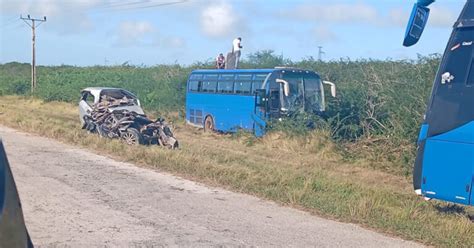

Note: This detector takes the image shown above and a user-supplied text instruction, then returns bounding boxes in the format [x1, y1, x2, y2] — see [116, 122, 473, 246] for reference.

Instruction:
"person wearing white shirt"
[232, 37, 243, 69]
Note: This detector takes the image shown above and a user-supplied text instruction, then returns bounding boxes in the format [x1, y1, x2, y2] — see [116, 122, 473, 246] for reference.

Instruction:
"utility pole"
[21, 15, 46, 93]
[317, 46, 325, 61]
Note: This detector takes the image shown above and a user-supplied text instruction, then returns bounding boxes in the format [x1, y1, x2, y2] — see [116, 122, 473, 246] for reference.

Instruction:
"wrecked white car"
[79, 87, 179, 149]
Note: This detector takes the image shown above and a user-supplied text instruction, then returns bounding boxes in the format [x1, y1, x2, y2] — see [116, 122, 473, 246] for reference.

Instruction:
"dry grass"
[0, 96, 472, 247]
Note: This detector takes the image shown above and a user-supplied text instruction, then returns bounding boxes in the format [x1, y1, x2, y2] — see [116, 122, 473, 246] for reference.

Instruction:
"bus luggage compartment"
[421, 122, 474, 205]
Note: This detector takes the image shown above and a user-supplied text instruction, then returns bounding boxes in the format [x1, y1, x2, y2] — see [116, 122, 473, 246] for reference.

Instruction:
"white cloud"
[116, 21, 156, 46]
[388, 8, 408, 27]
[1, 0, 104, 34]
[280, 3, 378, 24]
[161, 37, 186, 48]
[429, 6, 457, 28]
[114, 20, 185, 49]
[119, 21, 155, 38]
[282, 2, 458, 29]
[313, 26, 338, 42]
[200, 2, 237, 38]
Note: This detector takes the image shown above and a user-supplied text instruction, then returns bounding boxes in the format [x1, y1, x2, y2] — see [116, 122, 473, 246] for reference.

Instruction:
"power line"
[97, 0, 152, 9]
[0, 15, 20, 28]
[117, 0, 188, 10]
[20, 15, 47, 93]
[94, 0, 188, 11]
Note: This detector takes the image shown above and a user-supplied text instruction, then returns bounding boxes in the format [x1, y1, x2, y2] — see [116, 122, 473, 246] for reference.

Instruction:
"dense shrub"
[0, 51, 440, 148]
[295, 55, 439, 143]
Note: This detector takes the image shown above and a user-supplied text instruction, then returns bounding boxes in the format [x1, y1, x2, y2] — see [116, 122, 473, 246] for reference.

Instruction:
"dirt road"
[0, 126, 422, 247]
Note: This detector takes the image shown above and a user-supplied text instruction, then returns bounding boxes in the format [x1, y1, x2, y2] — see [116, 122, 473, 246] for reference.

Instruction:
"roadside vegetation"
[0, 52, 472, 247]
[0, 51, 440, 175]
[0, 96, 472, 247]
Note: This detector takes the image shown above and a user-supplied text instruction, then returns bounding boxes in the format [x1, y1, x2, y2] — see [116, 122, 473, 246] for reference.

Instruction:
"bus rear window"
[234, 82, 251, 94]
[202, 81, 217, 93]
[188, 81, 200, 92]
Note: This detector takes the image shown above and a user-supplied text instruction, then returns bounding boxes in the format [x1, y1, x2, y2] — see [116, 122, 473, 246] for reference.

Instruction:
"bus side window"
[254, 74, 268, 82]
[202, 81, 217, 93]
[236, 74, 253, 81]
[251, 81, 263, 94]
[188, 80, 201, 92]
[252, 73, 269, 94]
[190, 74, 203, 80]
[466, 59, 474, 86]
[220, 74, 235, 81]
[234, 82, 251, 95]
[218, 81, 234, 93]
[203, 74, 218, 80]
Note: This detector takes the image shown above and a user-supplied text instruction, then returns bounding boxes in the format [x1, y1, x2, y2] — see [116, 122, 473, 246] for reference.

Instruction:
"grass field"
[0, 55, 442, 178]
[0, 96, 472, 247]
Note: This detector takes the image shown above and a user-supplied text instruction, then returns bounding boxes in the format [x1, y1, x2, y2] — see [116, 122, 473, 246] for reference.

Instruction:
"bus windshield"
[281, 72, 324, 113]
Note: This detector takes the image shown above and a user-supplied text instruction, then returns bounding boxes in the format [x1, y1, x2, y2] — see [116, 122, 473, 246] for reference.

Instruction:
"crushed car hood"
[108, 105, 145, 115]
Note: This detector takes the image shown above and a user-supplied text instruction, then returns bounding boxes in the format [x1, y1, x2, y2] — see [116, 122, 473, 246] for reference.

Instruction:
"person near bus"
[216, 53, 226, 69]
[232, 37, 243, 68]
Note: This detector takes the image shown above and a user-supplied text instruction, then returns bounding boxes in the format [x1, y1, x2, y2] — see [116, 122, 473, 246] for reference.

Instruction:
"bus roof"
[191, 69, 276, 74]
[192, 68, 319, 73]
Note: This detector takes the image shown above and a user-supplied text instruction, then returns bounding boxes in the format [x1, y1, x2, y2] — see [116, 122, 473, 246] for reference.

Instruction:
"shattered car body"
[79, 87, 179, 149]
[79, 87, 144, 127]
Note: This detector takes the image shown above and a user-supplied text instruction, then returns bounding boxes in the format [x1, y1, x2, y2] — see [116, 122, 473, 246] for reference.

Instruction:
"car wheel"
[121, 128, 144, 146]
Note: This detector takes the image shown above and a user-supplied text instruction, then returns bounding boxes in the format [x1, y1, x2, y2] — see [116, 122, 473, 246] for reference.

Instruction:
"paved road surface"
[0, 126, 422, 247]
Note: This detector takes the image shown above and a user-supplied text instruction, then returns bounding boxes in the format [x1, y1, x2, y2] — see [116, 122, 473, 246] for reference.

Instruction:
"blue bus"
[404, 0, 474, 206]
[185, 68, 336, 136]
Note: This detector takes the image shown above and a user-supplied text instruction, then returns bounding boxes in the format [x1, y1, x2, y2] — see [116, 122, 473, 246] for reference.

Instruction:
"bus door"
[268, 89, 281, 118]
[262, 72, 285, 119]
[422, 135, 474, 205]
[254, 89, 268, 137]
[253, 72, 277, 137]
[254, 87, 281, 136]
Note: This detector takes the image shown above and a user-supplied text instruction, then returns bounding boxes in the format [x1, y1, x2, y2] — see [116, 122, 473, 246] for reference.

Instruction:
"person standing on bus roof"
[216, 53, 226, 69]
[232, 37, 243, 68]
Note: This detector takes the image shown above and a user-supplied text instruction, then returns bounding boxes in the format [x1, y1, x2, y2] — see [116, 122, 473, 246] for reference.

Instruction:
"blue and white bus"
[405, 0, 474, 206]
[185, 68, 336, 136]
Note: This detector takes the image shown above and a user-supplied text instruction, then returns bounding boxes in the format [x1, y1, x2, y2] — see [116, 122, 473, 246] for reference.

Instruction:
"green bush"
[0, 51, 439, 153]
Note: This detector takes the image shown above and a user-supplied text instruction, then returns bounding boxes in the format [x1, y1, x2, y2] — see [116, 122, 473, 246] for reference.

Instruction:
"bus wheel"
[204, 116, 214, 132]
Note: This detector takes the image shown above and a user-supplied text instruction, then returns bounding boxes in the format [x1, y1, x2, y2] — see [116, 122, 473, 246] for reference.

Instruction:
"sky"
[0, 0, 467, 66]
